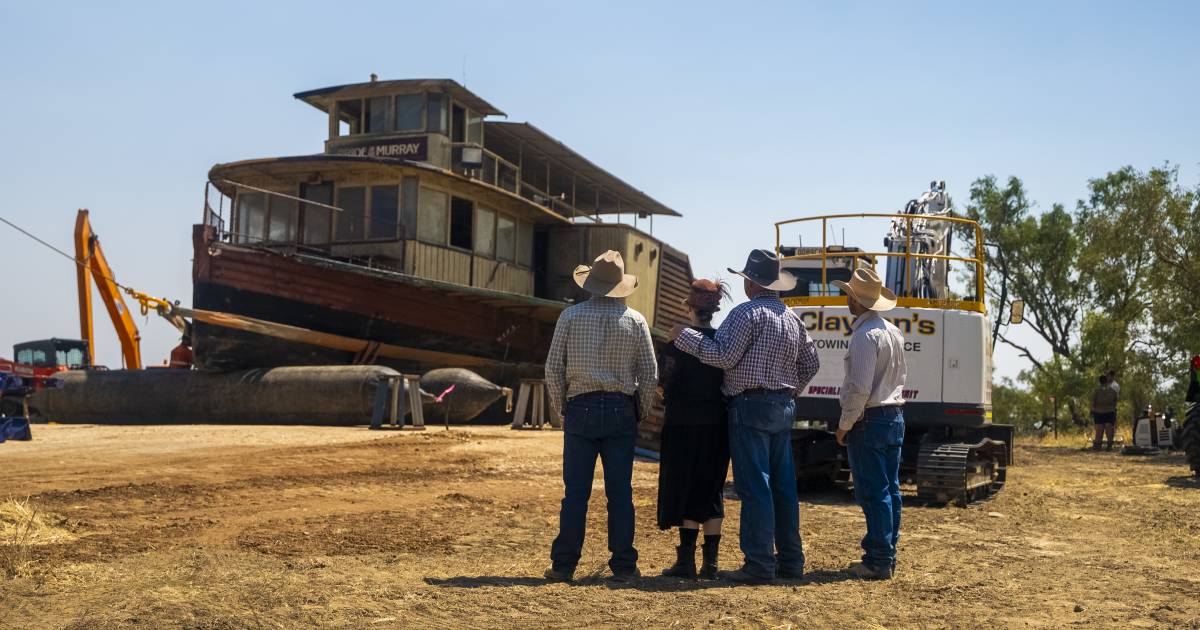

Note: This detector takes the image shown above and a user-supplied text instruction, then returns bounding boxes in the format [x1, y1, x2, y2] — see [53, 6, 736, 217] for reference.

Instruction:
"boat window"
[395, 94, 424, 132]
[267, 194, 298, 243]
[400, 177, 418, 239]
[474, 208, 495, 256]
[235, 192, 266, 243]
[466, 110, 483, 145]
[417, 187, 448, 243]
[370, 185, 400, 239]
[451, 104, 466, 143]
[336, 100, 362, 136]
[335, 186, 366, 241]
[366, 96, 389, 133]
[496, 214, 516, 262]
[427, 94, 447, 135]
[517, 220, 533, 267]
[300, 182, 333, 245]
[449, 197, 474, 250]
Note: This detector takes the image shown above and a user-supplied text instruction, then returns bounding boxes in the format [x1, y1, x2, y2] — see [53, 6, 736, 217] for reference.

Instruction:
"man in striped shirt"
[544, 250, 657, 583]
[671, 249, 819, 584]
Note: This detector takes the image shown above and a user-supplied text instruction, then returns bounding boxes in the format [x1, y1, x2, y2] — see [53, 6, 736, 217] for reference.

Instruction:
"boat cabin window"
[335, 187, 366, 241]
[466, 111, 483, 145]
[427, 93, 447, 135]
[300, 182, 333, 245]
[330, 92, 452, 138]
[395, 94, 424, 132]
[268, 195, 298, 243]
[418, 187, 448, 243]
[449, 197, 473, 250]
[451, 104, 466, 143]
[366, 96, 389, 133]
[496, 215, 516, 262]
[401, 176, 418, 237]
[518, 220, 533, 267]
[335, 100, 362, 137]
[474, 208, 495, 256]
[370, 185, 400, 239]
[235, 192, 266, 243]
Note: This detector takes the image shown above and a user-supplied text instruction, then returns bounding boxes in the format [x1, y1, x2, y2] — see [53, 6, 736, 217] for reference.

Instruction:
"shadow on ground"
[1164, 474, 1200, 489]
[425, 569, 859, 592]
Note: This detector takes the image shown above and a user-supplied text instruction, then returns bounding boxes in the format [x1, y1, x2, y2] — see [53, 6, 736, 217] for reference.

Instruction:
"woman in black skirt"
[657, 278, 731, 579]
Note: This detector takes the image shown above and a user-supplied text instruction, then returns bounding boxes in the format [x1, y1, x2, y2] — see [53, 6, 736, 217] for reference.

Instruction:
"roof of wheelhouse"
[294, 78, 504, 117]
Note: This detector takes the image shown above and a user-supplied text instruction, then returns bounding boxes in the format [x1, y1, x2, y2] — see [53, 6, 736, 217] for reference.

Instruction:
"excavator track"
[915, 439, 1007, 506]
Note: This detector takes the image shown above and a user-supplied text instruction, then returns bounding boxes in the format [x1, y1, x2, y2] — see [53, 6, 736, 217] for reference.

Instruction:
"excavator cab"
[13, 338, 90, 370]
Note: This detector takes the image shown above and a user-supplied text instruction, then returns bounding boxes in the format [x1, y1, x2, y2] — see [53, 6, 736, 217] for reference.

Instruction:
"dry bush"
[0, 497, 75, 579]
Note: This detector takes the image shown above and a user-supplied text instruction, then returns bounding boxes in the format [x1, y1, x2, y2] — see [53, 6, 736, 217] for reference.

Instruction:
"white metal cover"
[790, 305, 992, 408]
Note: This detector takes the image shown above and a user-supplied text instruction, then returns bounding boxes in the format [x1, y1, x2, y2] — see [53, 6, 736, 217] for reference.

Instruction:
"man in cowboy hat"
[544, 250, 657, 583]
[833, 267, 907, 580]
[669, 248, 819, 584]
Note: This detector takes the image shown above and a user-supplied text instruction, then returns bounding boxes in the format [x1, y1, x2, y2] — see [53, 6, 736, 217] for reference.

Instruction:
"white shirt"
[839, 311, 907, 431]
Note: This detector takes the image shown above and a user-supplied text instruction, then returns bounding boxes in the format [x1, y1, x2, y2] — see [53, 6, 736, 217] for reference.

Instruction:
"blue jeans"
[846, 406, 904, 570]
[550, 393, 638, 574]
[727, 392, 803, 578]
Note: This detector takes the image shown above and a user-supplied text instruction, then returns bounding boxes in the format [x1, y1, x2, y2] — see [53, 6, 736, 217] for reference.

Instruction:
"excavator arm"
[74, 209, 143, 369]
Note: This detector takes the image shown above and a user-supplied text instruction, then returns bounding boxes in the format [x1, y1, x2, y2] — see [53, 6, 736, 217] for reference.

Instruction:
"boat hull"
[191, 225, 556, 386]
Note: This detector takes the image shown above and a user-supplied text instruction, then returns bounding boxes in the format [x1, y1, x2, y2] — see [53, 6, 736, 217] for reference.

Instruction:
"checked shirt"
[675, 291, 820, 397]
[545, 296, 658, 420]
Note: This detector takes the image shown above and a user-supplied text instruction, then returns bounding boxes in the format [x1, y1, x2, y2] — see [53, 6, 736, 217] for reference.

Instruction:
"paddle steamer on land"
[193, 77, 693, 427]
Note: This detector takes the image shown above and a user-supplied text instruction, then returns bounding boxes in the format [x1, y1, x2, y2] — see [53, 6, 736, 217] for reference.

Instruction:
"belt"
[568, 391, 634, 402]
[738, 387, 793, 397]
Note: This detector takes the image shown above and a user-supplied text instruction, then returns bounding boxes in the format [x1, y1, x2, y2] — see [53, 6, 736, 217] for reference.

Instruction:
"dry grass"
[2, 425, 1198, 628]
[0, 498, 76, 580]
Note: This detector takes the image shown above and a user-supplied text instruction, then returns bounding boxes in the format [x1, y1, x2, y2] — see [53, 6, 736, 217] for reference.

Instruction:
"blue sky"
[1, 1, 1196, 379]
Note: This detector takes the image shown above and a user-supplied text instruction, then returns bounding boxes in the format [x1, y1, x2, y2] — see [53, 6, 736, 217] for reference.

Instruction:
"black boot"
[699, 537, 720, 580]
[662, 545, 696, 578]
[1092, 440, 1102, 451]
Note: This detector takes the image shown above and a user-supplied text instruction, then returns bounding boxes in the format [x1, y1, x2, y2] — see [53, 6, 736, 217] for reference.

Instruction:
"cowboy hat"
[833, 268, 897, 311]
[574, 250, 639, 298]
[728, 249, 797, 292]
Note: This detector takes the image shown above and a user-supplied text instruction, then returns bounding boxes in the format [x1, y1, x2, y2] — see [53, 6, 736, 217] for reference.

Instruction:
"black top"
[660, 327, 727, 426]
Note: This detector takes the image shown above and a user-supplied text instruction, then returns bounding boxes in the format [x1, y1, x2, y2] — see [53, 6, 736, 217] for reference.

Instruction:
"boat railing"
[774, 213, 986, 313]
[449, 142, 601, 223]
[450, 142, 521, 194]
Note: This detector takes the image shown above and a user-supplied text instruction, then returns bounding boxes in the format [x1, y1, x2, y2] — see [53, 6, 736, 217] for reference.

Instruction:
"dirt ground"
[2, 424, 1198, 629]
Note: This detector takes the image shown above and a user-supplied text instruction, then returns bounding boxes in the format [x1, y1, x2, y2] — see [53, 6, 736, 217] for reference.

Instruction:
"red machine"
[0, 338, 89, 417]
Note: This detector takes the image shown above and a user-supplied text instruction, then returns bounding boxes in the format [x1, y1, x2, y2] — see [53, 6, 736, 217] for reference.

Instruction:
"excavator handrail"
[773, 212, 986, 311]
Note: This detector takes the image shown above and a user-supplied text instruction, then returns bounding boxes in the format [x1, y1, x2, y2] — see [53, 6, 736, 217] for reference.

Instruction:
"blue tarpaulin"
[0, 417, 32, 442]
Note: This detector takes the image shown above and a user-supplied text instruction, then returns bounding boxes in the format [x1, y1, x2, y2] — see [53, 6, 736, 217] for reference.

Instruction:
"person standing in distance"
[544, 250, 657, 583]
[670, 249, 819, 584]
[833, 268, 907, 580]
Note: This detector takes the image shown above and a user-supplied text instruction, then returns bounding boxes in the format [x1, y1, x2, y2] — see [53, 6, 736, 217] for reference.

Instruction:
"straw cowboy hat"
[728, 249, 797, 292]
[833, 268, 897, 311]
[574, 250, 639, 298]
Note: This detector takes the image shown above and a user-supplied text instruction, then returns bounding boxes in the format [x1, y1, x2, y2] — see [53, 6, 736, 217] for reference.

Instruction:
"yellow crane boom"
[74, 209, 143, 369]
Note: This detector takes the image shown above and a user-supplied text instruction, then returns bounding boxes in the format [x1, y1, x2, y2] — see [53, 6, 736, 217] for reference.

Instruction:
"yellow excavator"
[73, 209, 187, 369]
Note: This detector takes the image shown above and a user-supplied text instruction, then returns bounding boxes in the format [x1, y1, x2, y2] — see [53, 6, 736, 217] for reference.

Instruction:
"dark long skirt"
[656, 423, 731, 529]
